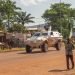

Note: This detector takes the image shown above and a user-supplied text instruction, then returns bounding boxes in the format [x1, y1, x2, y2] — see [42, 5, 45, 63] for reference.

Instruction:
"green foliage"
[0, 0, 34, 33]
[8, 24, 26, 33]
[0, 20, 4, 30]
[0, 0, 21, 30]
[42, 3, 75, 38]
[0, 0, 5, 15]
[16, 12, 35, 26]
[4, 0, 21, 28]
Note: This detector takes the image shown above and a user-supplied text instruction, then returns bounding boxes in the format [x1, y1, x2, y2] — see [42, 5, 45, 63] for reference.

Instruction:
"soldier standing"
[65, 38, 74, 70]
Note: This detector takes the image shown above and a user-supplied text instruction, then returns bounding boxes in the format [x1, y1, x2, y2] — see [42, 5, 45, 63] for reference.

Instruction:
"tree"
[8, 24, 26, 33]
[0, 19, 4, 30]
[3, 0, 21, 29]
[0, 0, 5, 30]
[42, 3, 75, 38]
[16, 12, 35, 26]
[0, 0, 34, 32]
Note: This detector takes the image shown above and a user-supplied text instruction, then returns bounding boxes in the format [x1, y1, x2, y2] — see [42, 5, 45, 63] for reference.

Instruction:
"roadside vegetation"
[0, 0, 75, 51]
[0, 0, 34, 33]
[42, 3, 75, 38]
[0, 0, 75, 37]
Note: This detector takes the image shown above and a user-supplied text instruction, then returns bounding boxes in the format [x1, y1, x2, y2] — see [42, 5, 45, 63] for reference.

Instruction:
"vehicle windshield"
[42, 32, 48, 36]
[33, 32, 41, 37]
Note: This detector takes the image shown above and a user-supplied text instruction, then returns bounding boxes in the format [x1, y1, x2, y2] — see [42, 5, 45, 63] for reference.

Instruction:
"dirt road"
[0, 46, 75, 75]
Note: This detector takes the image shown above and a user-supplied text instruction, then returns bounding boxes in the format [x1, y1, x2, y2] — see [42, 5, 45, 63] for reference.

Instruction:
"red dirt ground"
[0, 45, 75, 75]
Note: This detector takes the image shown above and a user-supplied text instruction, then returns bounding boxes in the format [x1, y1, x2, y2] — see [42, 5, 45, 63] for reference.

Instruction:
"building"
[26, 23, 51, 33]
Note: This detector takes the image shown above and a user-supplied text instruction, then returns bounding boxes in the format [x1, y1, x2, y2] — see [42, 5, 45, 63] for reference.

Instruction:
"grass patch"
[0, 48, 25, 53]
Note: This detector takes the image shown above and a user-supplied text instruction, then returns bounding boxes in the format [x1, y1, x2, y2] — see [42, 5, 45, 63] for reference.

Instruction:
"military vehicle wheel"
[41, 43, 48, 52]
[55, 42, 61, 50]
[25, 45, 32, 53]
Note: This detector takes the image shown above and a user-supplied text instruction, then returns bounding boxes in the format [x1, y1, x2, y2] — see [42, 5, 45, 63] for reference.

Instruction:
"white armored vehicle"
[25, 31, 63, 53]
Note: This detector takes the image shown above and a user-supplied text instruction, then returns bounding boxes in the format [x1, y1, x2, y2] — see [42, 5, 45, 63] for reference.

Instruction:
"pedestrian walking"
[65, 38, 74, 70]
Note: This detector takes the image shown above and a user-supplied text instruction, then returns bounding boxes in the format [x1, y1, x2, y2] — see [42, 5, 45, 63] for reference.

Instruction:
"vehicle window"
[42, 32, 48, 36]
[33, 32, 41, 36]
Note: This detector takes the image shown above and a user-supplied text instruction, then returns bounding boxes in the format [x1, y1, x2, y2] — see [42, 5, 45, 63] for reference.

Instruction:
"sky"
[13, 0, 75, 26]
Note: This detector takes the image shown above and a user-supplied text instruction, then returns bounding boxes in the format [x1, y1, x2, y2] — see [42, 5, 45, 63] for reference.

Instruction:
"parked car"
[25, 31, 63, 53]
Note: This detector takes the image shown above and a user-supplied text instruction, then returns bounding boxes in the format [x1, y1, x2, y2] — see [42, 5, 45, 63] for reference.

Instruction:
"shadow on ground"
[48, 69, 68, 72]
[17, 49, 58, 55]
[17, 51, 43, 54]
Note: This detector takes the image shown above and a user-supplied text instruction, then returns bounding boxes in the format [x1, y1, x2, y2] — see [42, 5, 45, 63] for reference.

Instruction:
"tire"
[55, 42, 61, 50]
[25, 45, 32, 53]
[41, 43, 48, 52]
